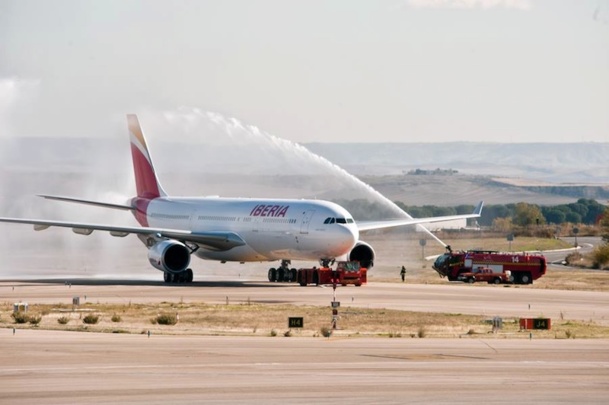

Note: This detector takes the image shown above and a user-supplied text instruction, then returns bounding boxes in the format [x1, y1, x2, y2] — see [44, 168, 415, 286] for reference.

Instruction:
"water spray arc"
[156, 108, 446, 246]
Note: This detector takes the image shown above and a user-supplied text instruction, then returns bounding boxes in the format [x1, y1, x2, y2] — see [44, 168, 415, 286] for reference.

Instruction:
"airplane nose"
[340, 224, 358, 249]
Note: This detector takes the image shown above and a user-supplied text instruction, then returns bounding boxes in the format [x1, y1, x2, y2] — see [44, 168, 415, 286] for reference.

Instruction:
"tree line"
[334, 198, 607, 227]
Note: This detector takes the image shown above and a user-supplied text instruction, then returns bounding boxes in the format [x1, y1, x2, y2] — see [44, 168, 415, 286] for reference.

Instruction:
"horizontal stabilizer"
[38, 195, 134, 211]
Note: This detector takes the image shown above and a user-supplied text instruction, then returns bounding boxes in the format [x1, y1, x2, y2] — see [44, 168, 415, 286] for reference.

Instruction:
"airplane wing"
[357, 201, 483, 232]
[0, 217, 246, 251]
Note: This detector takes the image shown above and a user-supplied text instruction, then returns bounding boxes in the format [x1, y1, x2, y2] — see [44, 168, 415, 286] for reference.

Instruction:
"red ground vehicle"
[433, 250, 546, 284]
[297, 261, 367, 286]
[456, 267, 511, 284]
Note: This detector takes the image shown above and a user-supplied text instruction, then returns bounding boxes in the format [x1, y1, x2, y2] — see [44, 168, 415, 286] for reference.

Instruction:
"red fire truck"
[432, 249, 547, 284]
[297, 261, 367, 287]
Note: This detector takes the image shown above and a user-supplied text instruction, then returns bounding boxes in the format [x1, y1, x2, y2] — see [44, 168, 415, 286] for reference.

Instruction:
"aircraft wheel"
[291, 268, 297, 282]
[186, 268, 194, 283]
[277, 268, 285, 282]
[163, 272, 170, 283]
[268, 268, 277, 282]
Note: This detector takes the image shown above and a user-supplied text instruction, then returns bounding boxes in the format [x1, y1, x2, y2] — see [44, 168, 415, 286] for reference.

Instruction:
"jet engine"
[347, 241, 375, 269]
[148, 240, 191, 273]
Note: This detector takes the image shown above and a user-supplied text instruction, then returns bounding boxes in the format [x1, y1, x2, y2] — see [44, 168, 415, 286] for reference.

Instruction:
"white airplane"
[0, 115, 483, 283]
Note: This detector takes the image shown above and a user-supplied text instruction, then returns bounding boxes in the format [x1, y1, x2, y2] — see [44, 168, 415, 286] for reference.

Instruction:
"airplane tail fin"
[127, 114, 167, 199]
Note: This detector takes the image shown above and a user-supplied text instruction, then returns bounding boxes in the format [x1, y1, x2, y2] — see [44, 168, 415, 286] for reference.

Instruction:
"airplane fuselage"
[137, 197, 360, 263]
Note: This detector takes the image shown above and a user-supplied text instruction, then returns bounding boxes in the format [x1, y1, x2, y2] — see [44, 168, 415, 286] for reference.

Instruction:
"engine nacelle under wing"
[347, 241, 375, 269]
[148, 240, 191, 273]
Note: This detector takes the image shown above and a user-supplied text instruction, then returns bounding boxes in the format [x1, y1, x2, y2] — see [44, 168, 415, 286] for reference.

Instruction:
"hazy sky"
[1, 0, 608, 143]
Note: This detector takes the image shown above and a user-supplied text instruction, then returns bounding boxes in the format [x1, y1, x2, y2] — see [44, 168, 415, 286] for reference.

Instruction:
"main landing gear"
[320, 259, 334, 268]
[163, 268, 194, 284]
[268, 260, 297, 283]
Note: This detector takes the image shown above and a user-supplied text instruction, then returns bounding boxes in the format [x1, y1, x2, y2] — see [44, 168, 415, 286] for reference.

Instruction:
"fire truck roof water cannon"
[432, 248, 547, 285]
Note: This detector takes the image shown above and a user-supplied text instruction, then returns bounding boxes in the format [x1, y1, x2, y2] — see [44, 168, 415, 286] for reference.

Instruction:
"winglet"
[128, 114, 167, 199]
[473, 201, 484, 216]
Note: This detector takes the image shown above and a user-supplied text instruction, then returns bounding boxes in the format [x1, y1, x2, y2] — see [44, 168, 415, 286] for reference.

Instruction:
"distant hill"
[1, 138, 607, 208]
[305, 142, 609, 184]
[356, 174, 609, 206]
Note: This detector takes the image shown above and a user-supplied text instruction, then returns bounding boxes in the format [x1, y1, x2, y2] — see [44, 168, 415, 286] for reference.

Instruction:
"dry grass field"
[2, 298, 607, 340]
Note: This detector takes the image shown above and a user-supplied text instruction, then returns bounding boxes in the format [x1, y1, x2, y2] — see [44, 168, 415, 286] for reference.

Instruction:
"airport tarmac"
[1, 330, 608, 404]
[1, 279, 609, 404]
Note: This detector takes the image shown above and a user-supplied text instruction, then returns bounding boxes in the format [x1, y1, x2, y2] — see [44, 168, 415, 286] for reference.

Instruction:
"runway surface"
[1, 330, 608, 405]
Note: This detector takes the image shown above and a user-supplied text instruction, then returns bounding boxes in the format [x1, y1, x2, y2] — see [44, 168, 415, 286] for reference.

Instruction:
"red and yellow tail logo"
[127, 114, 166, 199]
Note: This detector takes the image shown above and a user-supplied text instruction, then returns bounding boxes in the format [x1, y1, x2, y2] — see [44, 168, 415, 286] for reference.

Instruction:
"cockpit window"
[323, 217, 336, 224]
[336, 218, 347, 224]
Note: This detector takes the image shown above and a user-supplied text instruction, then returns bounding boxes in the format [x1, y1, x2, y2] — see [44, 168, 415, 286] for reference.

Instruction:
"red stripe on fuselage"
[131, 145, 160, 199]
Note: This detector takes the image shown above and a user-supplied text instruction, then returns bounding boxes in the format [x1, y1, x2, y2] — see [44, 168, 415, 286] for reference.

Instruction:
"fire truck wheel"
[520, 273, 531, 284]
[468, 277, 475, 284]
[493, 277, 501, 284]
[312, 271, 319, 286]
